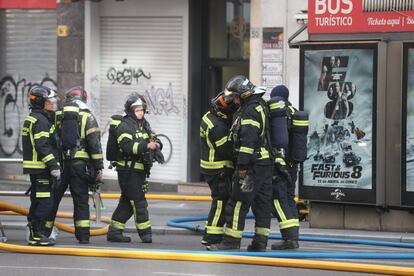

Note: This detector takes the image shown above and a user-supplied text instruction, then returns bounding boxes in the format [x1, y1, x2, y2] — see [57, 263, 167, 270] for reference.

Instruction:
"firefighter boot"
[247, 234, 268, 252]
[107, 226, 131, 243]
[206, 236, 240, 251]
[28, 222, 55, 246]
[201, 233, 223, 246]
[271, 239, 299, 250]
[44, 221, 53, 238]
[138, 228, 152, 243]
[75, 227, 90, 244]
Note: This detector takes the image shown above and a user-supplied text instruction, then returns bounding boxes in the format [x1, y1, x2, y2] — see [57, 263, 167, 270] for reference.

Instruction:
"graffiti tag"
[106, 61, 151, 85]
[0, 75, 57, 156]
[143, 83, 179, 116]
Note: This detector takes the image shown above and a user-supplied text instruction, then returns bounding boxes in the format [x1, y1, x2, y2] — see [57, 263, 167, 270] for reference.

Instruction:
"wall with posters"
[249, 0, 307, 107]
[300, 44, 377, 204]
[261, 27, 284, 96]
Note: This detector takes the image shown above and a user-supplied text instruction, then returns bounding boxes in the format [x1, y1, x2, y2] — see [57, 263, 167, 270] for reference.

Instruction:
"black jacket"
[115, 115, 160, 172]
[56, 101, 104, 170]
[22, 110, 59, 174]
[199, 109, 234, 175]
[231, 95, 272, 169]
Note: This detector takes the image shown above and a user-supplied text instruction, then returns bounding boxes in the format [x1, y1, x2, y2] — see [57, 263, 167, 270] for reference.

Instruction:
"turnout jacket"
[231, 95, 272, 169]
[22, 110, 59, 174]
[115, 115, 157, 172]
[55, 101, 104, 170]
[199, 109, 234, 175]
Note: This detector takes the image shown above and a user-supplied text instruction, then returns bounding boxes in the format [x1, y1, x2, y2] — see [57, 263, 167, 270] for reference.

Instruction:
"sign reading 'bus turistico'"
[308, 0, 414, 34]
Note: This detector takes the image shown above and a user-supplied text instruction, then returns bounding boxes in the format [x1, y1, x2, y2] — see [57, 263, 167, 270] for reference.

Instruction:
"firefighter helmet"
[28, 86, 57, 109]
[211, 91, 239, 115]
[124, 93, 147, 113]
[65, 86, 88, 103]
[224, 75, 256, 99]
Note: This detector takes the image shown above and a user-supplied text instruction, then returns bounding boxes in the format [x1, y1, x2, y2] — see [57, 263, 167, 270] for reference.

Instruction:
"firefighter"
[22, 86, 59, 246]
[208, 76, 273, 252]
[200, 91, 238, 246]
[48, 87, 104, 244]
[269, 85, 308, 250]
[107, 93, 161, 243]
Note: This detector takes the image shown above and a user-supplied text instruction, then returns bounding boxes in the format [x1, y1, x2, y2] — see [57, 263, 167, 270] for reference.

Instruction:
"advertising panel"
[402, 43, 414, 206]
[308, 0, 414, 34]
[299, 44, 377, 204]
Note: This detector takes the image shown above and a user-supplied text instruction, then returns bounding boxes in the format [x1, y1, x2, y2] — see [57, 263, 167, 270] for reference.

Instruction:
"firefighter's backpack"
[60, 101, 81, 152]
[106, 115, 124, 161]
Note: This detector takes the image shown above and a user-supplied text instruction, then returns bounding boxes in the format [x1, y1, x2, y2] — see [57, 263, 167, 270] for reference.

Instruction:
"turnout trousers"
[222, 163, 273, 247]
[28, 171, 54, 235]
[272, 164, 299, 240]
[48, 159, 91, 241]
[110, 170, 151, 237]
[203, 169, 232, 244]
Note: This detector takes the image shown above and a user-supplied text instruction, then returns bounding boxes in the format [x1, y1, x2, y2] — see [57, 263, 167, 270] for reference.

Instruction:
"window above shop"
[208, 0, 250, 60]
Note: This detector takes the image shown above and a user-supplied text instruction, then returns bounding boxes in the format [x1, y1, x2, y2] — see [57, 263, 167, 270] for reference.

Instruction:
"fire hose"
[1, 197, 414, 275]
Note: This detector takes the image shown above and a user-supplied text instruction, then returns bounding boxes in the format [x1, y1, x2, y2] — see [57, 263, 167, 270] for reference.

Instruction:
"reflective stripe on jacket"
[200, 110, 234, 175]
[231, 96, 272, 168]
[22, 110, 59, 174]
[56, 103, 104, 170]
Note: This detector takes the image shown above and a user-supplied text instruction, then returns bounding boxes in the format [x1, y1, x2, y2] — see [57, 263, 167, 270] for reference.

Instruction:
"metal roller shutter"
[0, 9, 57, 157]
[100, 16, 186, 183]
[0, 9, 56, 182]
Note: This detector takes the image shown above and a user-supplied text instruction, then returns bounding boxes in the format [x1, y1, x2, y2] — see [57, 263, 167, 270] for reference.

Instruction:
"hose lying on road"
[1, 242, 414, 275]
[167, 215, 414, 250]
[0, 201, 109, 235]
[103, 193, 212, 201]
[1, 200, 414, 275]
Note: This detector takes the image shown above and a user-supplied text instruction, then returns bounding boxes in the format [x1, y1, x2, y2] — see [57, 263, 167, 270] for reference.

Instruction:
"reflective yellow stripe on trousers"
[75, 220, 90, 227]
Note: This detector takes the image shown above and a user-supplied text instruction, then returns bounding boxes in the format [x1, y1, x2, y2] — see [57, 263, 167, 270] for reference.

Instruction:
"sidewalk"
[2, 194, 414, 243]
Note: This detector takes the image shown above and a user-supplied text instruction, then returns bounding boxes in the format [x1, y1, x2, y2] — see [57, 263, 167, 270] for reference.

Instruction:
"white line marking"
[0, 265, 105, 271]
[153, 272, 223, 276]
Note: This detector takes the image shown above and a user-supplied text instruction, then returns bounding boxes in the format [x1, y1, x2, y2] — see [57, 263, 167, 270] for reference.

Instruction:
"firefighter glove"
[50, 169, 61, 181]
[142, 180, 149, 193]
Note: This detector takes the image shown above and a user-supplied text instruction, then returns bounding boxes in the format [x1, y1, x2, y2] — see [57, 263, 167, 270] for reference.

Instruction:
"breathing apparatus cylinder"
[289, 111, 309, 162]
[268, 96, 289, 149]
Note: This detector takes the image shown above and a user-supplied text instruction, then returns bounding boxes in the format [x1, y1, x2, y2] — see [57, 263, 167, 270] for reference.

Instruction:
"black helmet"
[211, 91, 239, 116]
[65, 86, 88, 103]
[224, 75, 256, 99]
[29, 86, 57, 109]
[124, 93, 147, 114]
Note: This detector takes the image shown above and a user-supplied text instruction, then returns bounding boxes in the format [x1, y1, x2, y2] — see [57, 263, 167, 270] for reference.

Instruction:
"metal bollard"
[0, 220, 7, 242]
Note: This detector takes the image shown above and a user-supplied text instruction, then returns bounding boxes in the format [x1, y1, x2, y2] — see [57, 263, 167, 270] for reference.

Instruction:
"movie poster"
[406, 48, 414, 193]
[303, 48, 375, 190]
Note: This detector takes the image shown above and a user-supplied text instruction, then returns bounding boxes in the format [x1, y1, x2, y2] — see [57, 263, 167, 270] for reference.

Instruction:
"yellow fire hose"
[0, 201, 109, 235]
[2, 199, 414, 275]
[102, 193, 301, 202]
[0, 240, 413, 275]
[103, 193, 213, 201]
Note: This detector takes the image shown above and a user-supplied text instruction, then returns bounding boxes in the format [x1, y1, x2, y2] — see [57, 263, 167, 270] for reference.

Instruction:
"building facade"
[0, 0, 307, 185]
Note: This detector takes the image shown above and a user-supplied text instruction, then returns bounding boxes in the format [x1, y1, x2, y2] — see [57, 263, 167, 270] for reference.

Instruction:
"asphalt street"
[1, 195, 414, 275]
